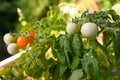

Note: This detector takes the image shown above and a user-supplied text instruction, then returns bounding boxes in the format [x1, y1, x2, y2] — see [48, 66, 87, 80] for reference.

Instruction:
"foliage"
[1, 8, 120, 80]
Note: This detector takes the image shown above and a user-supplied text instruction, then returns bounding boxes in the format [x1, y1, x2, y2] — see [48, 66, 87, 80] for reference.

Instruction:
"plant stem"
[91, 39, 110, 68]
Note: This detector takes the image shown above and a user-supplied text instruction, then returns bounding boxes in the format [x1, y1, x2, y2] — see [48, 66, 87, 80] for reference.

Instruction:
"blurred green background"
[0, 0, 120, 61]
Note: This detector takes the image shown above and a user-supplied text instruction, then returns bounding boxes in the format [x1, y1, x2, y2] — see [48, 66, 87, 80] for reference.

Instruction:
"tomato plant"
[1, 9, 120, 80]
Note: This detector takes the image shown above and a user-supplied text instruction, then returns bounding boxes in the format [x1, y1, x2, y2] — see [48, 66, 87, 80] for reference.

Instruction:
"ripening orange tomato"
[28, 37, 34, 44]
[27, 30, 35, 38]
[16, 36, 29, 48]
[27, 30, 35, 44]
[16, 30, 35, 48]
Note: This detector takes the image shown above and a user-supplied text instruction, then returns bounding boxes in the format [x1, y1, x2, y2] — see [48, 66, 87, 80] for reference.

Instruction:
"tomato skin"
[80, 22, 98, 38]
[66, 22, 80, 35]
[3, 33, 16, 45]
[16, 36, 29, 48]
[7, 43, 19, 55]
[16, 35, 34, 48]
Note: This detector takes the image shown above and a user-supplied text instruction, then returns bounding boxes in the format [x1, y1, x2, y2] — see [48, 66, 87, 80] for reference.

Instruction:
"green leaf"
[70, 56, 80, 71]
[64, 35, 72, 67]
[52, 38, 66, 64]
[53, 51, 66, 64]
[59, 35, 65, 48]
[81, 49, 92, 74]
[0, 65, 24, 80]
[49, 65, 60, 80]
[59, 65, 68, 77]
[11, 67, 24, 79]
[81, 56, 90, 75]
[23, 49, 47, 79]
[24, 58, 45, 78]
[0, 66, 11, 75]
[113, 31, 120, 60]
[71, 33, 83, 57]
[49, 64, 68, 80]
[89, 58, 99, 79]
[103, 31, 113, 48]
[70, 69, 84, 80]
[81, 49, 99, 79]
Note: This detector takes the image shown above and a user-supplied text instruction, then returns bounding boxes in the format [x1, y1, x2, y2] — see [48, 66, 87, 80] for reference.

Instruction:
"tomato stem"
[91, 39, 111, 69]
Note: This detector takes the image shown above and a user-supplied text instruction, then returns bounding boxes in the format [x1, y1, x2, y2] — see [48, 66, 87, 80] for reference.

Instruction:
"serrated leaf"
[11, 67, 24, 79]
[70, 56, 80, 71]
[72, 33, 83, 57]
[49, 64, 68, 80]
[81, 49, 92, 74]
[24, 59, 45, 78]
[81, 56, 89, 75]
[59, 65, 68, 77]
[64, 35, 72, 67]
[49, 65, 60, 80]
[81, 49, 99, 79]
[89, 58, 99, 79]
[52, 38, 66, 64]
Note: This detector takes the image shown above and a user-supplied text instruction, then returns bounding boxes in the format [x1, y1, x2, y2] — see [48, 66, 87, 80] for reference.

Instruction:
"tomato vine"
[1, 9, 120, 80]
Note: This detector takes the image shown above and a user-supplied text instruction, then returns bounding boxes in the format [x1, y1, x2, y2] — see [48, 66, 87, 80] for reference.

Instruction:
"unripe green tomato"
[3, 33, 16, 45]
[7, 43, 19, 55]
[66, 22, 80, 35]
[80, 22, 98, 38]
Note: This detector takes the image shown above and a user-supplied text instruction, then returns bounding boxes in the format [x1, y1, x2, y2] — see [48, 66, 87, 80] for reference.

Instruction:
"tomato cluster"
[16, 30, 35, 48]
[3, 30, 35, 55]
[66, 22, 98, 38]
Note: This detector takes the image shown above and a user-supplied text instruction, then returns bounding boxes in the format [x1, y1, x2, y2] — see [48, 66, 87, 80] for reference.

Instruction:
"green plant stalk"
[90, 39, 110, 68]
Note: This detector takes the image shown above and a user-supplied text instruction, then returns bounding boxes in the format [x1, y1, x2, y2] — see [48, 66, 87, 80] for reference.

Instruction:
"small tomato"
[16, 36, 29, 48]
[81, 22, 98, 38]
[66, 22, 80, 35]
[7, 43, 19, 55]
[3, 33, 16, 45]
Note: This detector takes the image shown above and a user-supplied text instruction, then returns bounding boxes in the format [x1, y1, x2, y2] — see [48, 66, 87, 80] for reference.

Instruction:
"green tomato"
[70, 69, 83, 80]
[66, 22, 80, 35]
[7, 43, 19, 55]
[80, 22, 98, 38]
[3, 33, 16, 45]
